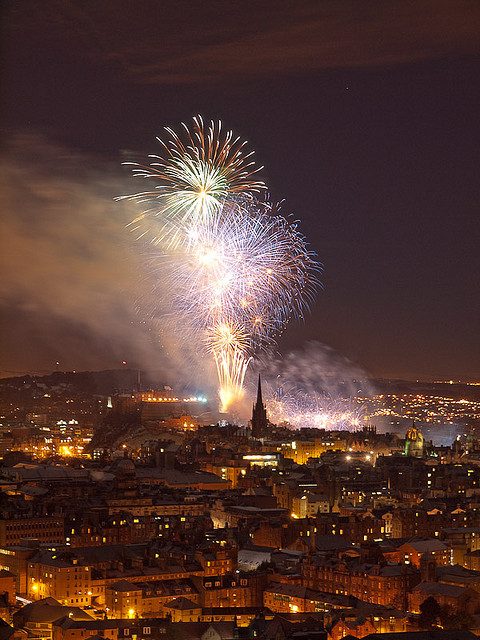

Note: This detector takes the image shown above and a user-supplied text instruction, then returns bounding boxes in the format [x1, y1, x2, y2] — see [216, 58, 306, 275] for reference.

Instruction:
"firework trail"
[124, 117, 319, 411]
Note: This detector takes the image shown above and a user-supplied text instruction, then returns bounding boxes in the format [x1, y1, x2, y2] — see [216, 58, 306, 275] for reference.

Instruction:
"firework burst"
[124, 117, 319, 411]
[168, 198, 318, 409]
[173, 199, 317, 337]
[124, 116, 265, 249]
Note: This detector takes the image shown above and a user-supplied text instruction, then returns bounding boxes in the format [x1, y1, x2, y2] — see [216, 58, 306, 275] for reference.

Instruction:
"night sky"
[1, 0, 479, 382]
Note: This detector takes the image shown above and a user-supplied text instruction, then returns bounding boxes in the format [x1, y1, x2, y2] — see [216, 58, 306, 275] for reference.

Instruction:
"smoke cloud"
[243, 341, 376, 428]
[0, 133, 214, 391]
[252, 341, 374, 398]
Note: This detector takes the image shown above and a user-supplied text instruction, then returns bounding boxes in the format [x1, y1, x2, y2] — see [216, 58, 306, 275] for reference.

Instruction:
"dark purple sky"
[1, 0, 479, 381]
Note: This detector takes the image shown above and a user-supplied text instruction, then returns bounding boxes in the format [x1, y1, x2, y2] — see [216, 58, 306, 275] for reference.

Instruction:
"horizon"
[1, 365, 479, 387]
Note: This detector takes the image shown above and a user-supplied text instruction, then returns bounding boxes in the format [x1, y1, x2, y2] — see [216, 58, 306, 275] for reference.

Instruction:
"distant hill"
[0, 369, 159, 398]
[0, 369, 478, 402]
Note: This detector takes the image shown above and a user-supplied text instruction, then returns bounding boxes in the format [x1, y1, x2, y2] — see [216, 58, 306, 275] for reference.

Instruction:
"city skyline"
[1, 1, 480, 382]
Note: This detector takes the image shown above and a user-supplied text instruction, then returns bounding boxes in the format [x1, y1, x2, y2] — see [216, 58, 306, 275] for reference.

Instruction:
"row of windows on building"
[204, 579, 247, 587]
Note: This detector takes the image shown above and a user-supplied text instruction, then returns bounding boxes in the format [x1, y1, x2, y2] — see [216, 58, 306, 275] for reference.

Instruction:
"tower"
[251, 375, 268, 439]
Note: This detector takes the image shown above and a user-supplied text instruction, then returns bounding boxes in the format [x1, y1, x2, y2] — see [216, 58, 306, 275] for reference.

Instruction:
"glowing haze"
[124, 117, 319, 411]
[252, 341, 375, 431]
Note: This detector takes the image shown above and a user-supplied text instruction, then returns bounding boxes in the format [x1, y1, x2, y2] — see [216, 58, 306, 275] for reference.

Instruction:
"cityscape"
[2, 2, 480, 640]
[0, 367, 480, 639]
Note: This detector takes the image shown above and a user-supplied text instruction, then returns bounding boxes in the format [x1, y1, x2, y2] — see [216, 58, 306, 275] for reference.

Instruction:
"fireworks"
[125, 117, 319, 411]
[171, 198, 317, 410]
[124, 116, 265, 249]
[266, 387, 364, 431]
[173, 199, 316, 338]
[253, 342, 373, 431]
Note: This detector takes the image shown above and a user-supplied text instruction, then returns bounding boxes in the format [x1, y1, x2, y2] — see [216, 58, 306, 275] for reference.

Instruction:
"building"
[302, 555, 420, 610]
[192, 573, 266, 608]
[384, 538, 451, 568]
[0, 517, 65, 547]
[263, 582, 353, 614]
[13, 598, 94, 640]
[26, 550, 92, 607]
[0, 569, 16, 606]
[409, 581, 480, 614]
[52, 617, 168, 640]
[105, 579, 199, 618]
[163, 597, 202, 622]
[291, 493, 329, 519]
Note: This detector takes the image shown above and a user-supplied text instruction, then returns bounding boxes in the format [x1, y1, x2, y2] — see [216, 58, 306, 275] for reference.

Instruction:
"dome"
[405, 424, 424, 457]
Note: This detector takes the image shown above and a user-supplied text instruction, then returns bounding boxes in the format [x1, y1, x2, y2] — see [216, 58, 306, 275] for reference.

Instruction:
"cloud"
[4, 0, 480, 84]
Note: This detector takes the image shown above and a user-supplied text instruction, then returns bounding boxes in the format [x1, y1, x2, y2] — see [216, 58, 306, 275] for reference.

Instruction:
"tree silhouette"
[418, 596, 441, 629]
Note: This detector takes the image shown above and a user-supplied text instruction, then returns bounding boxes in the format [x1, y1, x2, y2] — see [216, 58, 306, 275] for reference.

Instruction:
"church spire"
[251, 375, 268, 439]
[256, 374, 263, 407]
